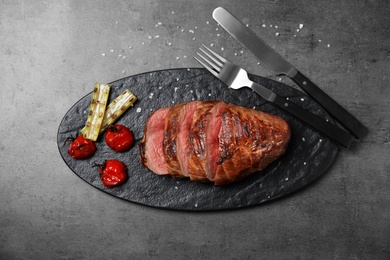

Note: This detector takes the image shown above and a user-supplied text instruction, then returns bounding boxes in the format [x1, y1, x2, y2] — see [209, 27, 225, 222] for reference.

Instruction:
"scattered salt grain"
[128, 46, 132, 49]
[275, 25, 278, 29]
[110, 49, 114, 52]
[171, 11, 175, 14]
[175, 186, 178, 190]
[208, 93, 212, 96]
[148, 36, 152, 39]
[101, 53, 106, 56]
[176, 57, 180, 60]
[300, 98, 305, 101]
[210, 43, 214, 47]
[327, 44, 331, 48]
[302, 137, 306, 142]
[246, 24, 249, 27]
[195, 203, 198, 207]
[262, 24, 266, 28]
[149, 93, 154, 99]
[122, 70, 125, 74]
[154, 35, 160, 38]
[303, 162, 307, 165]
[275, 32, 280, 36]
[296, 29, 300, 32]
[168, 42, 172, 46]
[285, 177, 289, 181]
[136, 107, 142, 113]
[221, 47, 224, 51]
[299, 24, 304, 29]
[189, 29, 194, 34]
[206, 21, 209, 24]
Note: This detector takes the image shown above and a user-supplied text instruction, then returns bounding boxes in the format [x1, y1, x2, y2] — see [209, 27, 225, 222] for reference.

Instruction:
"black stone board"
[57, 68, 338, 211]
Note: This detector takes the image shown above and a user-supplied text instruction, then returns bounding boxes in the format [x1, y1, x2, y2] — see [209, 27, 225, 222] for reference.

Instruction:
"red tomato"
[68, 135, 97, 159]
[98, 159, 127, 188]
[105, 125, 134, 152]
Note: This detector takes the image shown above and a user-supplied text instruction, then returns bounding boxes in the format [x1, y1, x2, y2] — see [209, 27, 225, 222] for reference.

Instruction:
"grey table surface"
[1, 0, 389, 259]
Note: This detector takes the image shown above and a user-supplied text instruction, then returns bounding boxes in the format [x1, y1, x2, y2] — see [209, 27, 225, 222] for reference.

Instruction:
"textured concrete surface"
[1, 0, 389, 259]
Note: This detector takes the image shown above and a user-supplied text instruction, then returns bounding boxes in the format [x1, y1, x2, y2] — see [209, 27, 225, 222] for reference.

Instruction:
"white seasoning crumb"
[187, 69, 190, 72]
[275, 32, 280, 36]
[190, 90, 193, 93]
[154, 35, 160, 38]
[246, 24, 249, 27]
[294, 35, 297, 37]
[171, 100, 175, 104]
[122, 56, 126, 59]
[278, 77, 282, 81]
[148, 36, 152, 39]
[302, 137, 306, 142]
[303, 162, 307, 165]
[115, 21, 119, 25]
[176, 78, 180, 82]
[195, 203, 198, 207]
[210, 43, 214, 47]
[296, 29, 300, 32]
[176, 57, 180, 60]
[110, 49, 114, 52]
[285, 177, 289, 181]
[221, 47, 224, 51]
[253, 106, 256, 109]
[158, 22, 162, 26]
[217, 33, 220, 37]
[270, 24, 273, 27]
[206, 21, 209, 24]
[172, 11, 175, 14]
[318, 39, 322, 42]
[122, 70, 125, 74]
[101, 53, 106, 56]
[299, 24, 304, 29]
[234, 53, 238, 56]
[193, 37, 196, 41]
[300, 98, 305, 101]
[286, 97, 289, 100]
[262, 24, 266, 27]
[216, 27, 219, 31]
[189, 29, 194, 34]
[158, 86, 162, 89]
[327, 44, 331, 48]
[175, 186, 178, 190]
[240, 50, 244, 54]
[319, 139, 323, 142]
[208, 93, 212, 96]
[257, 62, 261, 65]
[195, 26, 198, 29]
[275, 25, 278, 29]
[118, 54, 122, 58]
[184, 55, 187, 58]
[136, 107, 142, 113]
[142, 42, 145, 45]
[149, 93, 154, 99]
[168, 42, 172, 46]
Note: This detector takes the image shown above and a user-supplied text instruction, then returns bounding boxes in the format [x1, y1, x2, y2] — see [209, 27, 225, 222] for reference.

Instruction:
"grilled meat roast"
[139, 101, 291, 185]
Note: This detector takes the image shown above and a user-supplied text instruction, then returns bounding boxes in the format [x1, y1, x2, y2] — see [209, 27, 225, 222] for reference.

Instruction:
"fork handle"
[290, 70, 368, 139]
[272, 95, 355, 148]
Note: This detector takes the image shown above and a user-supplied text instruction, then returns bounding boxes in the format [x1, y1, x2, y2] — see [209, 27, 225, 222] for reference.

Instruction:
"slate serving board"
[57, 68, 338, 211]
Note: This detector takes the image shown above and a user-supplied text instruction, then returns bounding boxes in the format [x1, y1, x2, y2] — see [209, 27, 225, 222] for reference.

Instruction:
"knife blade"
[213, 7, 368, 139]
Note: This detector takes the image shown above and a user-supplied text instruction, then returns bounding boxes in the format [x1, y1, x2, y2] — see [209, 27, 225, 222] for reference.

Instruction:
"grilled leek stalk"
[80, 83, 110, 141]
[100, 89, 137, 133]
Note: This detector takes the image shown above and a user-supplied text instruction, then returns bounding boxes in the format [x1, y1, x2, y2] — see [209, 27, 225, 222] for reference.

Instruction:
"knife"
[213, 7, 368, 139]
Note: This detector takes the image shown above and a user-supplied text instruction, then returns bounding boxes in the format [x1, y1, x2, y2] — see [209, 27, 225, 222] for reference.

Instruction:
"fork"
[194, 44, 355, 148]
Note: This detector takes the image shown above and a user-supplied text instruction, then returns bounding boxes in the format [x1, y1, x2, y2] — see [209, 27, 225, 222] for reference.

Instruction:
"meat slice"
[186, 101, 218, 181]
[214, 104, 291, 185]
[139, 107, 169, 175]
[163, 102, 188, 178]
[140, 101, 290, 185]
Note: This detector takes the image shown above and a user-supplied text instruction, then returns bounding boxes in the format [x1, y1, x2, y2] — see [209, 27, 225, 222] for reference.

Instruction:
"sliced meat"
[139, 107, 169, 175]
[140, 101, 291, 185]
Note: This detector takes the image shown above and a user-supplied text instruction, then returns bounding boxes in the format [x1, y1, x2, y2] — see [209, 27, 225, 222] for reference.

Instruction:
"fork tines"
[194, 44, 227, 76]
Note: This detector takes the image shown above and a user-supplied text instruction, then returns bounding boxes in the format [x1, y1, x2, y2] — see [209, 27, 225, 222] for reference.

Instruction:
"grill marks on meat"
[140, 101, 290, 185]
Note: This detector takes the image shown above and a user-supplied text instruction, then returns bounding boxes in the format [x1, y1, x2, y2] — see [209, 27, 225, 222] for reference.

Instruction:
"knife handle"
[290, 70, 368, 139]
[272, 95, 355, 148]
